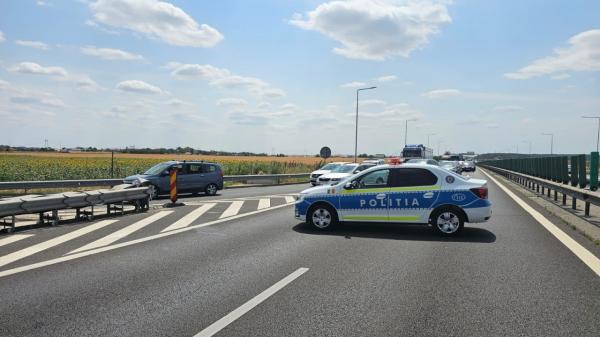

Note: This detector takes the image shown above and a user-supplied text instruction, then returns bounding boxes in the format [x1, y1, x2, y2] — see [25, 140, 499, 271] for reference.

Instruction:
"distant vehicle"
[406, 159, 440, 166]
[462, 160, 476, 172]
[295, 163, 491, 236]
[362, 159, 385, 165]
[402, 144, 433, 159]
[439, 160, 462, 174]
[310, 162, 349, 186]
[123, 160, 224, 198]
[317, 163, 375, 185]
[441, 153, 464, 161]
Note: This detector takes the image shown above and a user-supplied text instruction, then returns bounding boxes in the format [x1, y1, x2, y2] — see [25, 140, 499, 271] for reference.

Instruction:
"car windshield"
[321, 163, 341, 170]
[407, 159, 426, 164]
[333, 164, 358, 173]
[144, 163, 171, 175]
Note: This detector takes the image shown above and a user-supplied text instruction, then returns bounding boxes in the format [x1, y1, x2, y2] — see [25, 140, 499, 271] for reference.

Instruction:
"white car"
[362, 159, 385, 165]
[316, 163, 375, 185]
[310, 162, 349, 186]
[295, 163, 491, 236]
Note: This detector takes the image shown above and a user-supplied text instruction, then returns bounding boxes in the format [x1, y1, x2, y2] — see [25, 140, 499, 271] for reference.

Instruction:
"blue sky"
[0, 0, 599, 155]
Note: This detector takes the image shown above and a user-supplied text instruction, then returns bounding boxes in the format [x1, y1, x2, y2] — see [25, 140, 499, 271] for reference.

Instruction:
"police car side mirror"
[344, 182, 353, 190]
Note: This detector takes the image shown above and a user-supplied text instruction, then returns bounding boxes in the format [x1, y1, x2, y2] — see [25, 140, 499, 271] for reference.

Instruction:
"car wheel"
[205, 183, 218, 196]
[308, 204, 338, 230]
[148, 185, 159, 200]
[431, 207, 464, 236]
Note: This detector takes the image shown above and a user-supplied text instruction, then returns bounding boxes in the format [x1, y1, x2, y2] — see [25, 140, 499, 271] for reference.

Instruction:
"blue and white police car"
[295, 163, 491, 236]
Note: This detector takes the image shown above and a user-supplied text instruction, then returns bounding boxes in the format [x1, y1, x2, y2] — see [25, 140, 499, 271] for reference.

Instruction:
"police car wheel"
[308, 204, 337, 230]
[431, 208, 464, 236]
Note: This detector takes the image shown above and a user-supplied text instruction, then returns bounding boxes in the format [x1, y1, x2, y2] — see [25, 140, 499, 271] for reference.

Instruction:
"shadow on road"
[151, 192, 220, 201]
[292, 222, 496, 243]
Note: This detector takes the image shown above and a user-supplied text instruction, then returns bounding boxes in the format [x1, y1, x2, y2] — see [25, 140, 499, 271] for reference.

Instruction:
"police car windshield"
[144, 163, 172, 175]
[321, 163, 340, 170]
[332, 164, 358, 173]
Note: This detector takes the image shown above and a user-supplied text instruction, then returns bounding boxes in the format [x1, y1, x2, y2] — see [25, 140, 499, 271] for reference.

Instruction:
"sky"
[0, 0, 599, 156]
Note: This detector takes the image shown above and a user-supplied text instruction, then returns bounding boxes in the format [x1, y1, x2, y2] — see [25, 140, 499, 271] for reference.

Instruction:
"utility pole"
[541, 133, 554, 154]
[354, 86, 377, 163]
[582, 116, 600, 152]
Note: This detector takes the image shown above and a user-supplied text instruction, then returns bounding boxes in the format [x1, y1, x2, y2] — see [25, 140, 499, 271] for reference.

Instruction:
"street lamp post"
[541, 133, 554, 154]
[582, 116, 600, 152]
[427, 133, 436, 148]
[522, 140, 532, 154]
[404, 119, 417, 146]
[354, 86, 377, 163]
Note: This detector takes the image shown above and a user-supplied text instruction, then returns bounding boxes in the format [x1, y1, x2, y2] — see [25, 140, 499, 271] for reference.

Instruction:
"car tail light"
[219, 169, 224, 177]
[470, 187, 488, 199]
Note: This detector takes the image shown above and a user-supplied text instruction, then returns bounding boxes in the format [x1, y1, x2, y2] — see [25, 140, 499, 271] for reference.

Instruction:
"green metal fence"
[480, 152, 599, 191]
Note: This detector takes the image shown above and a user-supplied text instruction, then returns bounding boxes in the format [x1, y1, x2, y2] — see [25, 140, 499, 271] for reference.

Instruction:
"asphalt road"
[0, 173, 599, 337]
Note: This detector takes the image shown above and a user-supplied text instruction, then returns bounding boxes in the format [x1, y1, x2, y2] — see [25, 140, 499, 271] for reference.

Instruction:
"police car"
[295, 163, 491, 236]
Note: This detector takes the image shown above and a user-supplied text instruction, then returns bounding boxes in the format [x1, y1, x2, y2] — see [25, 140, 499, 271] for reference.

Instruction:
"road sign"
[320, 146, 331, 159]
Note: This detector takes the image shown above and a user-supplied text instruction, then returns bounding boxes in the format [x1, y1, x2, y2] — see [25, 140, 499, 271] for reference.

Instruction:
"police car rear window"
[390, 168, 437, 187]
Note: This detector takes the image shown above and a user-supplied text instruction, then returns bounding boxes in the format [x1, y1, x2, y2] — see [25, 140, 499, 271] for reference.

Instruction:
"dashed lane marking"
[161, 204, 216, 233]
[193, 268, 309, 337]
[257, 198, 270, 210]
[0, 234, 34, 248]
[0, 202, 293, 278]
[220, 201, 244, 219]
[68, 211, 172, 254]
[0, 220, 118, 268]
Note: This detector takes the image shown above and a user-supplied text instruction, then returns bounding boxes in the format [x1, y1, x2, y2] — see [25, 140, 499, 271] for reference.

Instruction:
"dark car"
[124, 160, 224, 198]
[439, 160, 462, 174]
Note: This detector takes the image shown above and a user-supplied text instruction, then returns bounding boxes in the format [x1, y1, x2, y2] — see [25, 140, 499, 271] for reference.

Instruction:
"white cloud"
[10, 62, 68, 78]
[505, 29, 600, 79]
[217, 97, 248, 108]
[0, 31, 4, 43]
[375, 75, 397, 82]
[356, 99, 386, 107]
[167, 62, 286, 99]
[9, 90, 66, 108]
[421, 89, 461, 99]
[290, 0, 451, 61]
[116, 80, 163, 95]
[493, 105, 523, 112]
[89, 0, 223, 48]
[340, 81, 367, 88]
[81, 46, 144, 60]
[74, 75, 103, 92]
[15, 40, 49, 50]
[551, 73, 571, 80]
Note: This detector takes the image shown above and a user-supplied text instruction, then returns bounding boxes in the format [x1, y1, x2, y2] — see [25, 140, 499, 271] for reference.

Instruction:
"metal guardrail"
[481, 165, 600, 216]
[0, 186, 150, 233]
[0, 173, 311, 191]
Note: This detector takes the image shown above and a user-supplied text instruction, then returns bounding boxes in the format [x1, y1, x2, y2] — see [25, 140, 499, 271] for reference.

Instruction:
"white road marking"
[257, 198, 270, 210]
[0, 234, 34, 247]
[0, 220, 118, 268]
[0, 202, 292, 278]
[219, 201, 244, 218]
[481, 168, 600, 277]
[161, 204, 216, 233]
[193, 267, 309, 337]
[284, 196, 295, 203]
[68, 211, 172, 254]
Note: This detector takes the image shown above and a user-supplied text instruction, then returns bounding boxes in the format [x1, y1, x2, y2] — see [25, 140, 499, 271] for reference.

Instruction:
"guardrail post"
[578, 154, 587, 189]
[570, 156, 579, 187]
[572, 197, 577, 210]
[562, 193, 567, 205]
[585, 201, 590, 217]
[590, 152, 598, 191]
[562, 156, 569, 184]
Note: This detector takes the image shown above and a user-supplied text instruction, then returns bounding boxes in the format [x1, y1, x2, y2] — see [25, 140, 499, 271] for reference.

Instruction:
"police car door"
[338, 168, 390, 222]
[387, 167, 440, 223]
